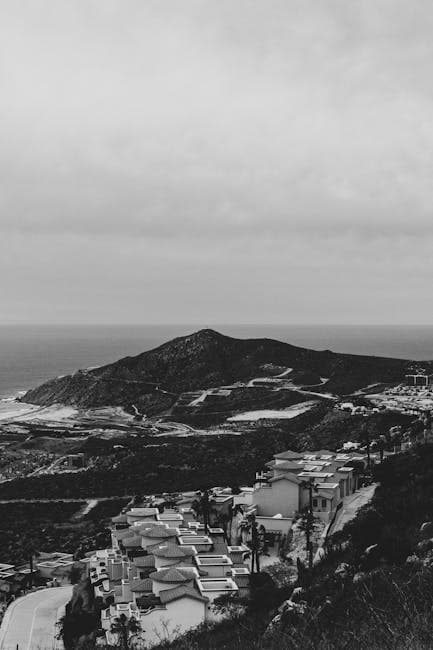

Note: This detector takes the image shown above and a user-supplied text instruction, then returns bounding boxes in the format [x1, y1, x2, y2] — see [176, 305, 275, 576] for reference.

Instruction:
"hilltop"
[22, 328, 424, 412]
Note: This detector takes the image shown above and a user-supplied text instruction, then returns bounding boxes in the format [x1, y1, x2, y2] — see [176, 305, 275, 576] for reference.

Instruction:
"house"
[252, 448, 363, 525]
[125, 507, 160, 526]
[35, 552, 75, 582]
[101, 586, 209, 647]
[195, 554, 233, 578]
[196, 577, 239, 621]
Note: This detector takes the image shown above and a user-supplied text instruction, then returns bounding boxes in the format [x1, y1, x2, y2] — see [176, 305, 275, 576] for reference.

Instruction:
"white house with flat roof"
[35, 552, 75, 582]
[195, 554, 233, 578]
[196, 577, 239, 620]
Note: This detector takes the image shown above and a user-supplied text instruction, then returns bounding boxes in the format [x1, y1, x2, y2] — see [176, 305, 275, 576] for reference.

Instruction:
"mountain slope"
[22, 328, 421, 411]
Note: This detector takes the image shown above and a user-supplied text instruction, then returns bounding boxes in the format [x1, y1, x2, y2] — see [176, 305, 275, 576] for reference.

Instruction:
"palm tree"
[240, 513, 263, 573]
[110, 613, 142, 649]
[191, 489, 217, 534]
[215, 505, 233, 543]
[299, 478, 319, 570]
[359, 422, 372, 470]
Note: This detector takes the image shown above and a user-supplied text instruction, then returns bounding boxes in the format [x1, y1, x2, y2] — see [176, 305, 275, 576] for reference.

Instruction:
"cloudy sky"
[1, 0, 433, 325]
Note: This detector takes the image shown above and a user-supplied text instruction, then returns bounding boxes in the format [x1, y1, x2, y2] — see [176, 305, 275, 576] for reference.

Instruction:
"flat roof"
[298, 472, 334, 478]
[316, 482, 339, 489]
[197, 578, 238, 592]
[178, 536, 212, 545]
[195, 555, 232, 566]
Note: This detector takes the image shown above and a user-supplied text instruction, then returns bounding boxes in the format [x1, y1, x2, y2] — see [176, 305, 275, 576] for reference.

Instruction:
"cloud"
[1, 1, 433, 323]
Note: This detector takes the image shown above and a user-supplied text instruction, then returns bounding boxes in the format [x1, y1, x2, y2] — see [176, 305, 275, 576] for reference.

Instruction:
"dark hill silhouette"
[22, 328, 424, 411]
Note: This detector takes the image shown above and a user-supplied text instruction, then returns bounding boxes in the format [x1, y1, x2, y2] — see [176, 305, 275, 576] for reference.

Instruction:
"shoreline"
[0, 394, 78, 423]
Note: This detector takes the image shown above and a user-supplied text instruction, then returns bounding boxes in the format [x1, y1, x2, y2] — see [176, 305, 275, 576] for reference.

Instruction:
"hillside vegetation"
[0, 407, 411, 501]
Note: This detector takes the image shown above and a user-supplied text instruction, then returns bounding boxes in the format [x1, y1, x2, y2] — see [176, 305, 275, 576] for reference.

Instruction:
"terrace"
[178, 535, 213, 552]
[196, 576, 239, 612]
[195, 555, 233, 577]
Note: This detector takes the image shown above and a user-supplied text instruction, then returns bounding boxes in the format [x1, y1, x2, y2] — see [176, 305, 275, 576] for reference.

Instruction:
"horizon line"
[1, 322, 433, 328]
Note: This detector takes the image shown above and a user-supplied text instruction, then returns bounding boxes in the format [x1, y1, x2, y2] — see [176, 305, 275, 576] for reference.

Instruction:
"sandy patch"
[0, 401, 40, 421]
[227, 400, 317, 422]
[0, 403, 78, 422]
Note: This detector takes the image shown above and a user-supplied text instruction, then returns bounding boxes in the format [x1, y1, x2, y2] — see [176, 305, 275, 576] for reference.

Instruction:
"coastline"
[0, 394, 78, 423]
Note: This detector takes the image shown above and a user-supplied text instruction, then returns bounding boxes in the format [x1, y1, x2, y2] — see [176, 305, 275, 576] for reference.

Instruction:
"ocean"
[0, 324, 433, 400]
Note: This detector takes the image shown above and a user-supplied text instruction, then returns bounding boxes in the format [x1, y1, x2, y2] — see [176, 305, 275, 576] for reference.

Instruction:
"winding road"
[0, 586, 72, 649]
[330, 484, 377, 534]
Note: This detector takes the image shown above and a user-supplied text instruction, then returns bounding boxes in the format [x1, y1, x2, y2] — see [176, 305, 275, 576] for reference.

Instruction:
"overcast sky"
[1, 0, 433, 325]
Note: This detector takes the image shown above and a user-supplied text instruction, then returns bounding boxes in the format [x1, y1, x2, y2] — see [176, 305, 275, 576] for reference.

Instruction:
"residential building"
[252, 448, 368, 527]
[88, 499, 251, 647]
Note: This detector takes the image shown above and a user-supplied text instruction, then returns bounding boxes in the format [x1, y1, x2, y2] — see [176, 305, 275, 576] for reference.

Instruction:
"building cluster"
[83, 497, 251, 647]
[0, 443, 381, 647]
[0, 552, 74, 604]
[335, 402, 381, 416]
[79, 447, 378, 646]
[371, 383, 433, 416]
[242, 448, 375, 537]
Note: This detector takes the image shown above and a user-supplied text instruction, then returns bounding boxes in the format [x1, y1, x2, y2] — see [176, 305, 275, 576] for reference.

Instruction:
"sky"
[1, 0, 433, 325]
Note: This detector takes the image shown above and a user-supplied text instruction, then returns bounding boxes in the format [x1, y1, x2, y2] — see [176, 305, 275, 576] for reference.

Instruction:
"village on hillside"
[0, 441, 382, 648]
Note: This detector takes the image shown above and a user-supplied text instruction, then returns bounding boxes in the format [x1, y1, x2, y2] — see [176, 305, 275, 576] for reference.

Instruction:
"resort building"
[251, 448, 369, 530]
[88, 503, 251, 647]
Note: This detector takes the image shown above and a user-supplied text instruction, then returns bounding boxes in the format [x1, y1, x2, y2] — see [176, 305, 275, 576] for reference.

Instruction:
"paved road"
[0, 586, 73, 650]
[331, 484, 377, 534]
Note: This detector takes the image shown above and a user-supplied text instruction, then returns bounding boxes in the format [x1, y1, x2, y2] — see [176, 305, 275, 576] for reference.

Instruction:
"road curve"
[0, 586, 72, 650]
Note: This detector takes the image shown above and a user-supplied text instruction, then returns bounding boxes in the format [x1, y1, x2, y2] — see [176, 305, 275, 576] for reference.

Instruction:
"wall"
[138, 599, 205, 647]
[253, 479, 299, 517]
[233, 492, 254, 508]
[108, 559, 123, 581]
[195, 562, 232, 578]
[202, 588, 238, 621]
[255, 516, 292, 535]
[121, 580, 131, 601]
[126, 514, 156, 525]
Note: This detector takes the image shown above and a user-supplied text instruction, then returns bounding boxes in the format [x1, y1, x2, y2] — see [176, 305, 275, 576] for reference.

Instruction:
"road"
[0, 496, 133, 504]
[0, 586, 72, 650]
[331, 484, 377, 534]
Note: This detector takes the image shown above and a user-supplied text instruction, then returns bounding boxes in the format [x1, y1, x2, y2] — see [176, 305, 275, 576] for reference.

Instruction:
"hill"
[22, 328, 422, 412]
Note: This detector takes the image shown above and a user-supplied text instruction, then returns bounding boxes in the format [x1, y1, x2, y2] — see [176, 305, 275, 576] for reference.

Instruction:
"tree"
[68, 564, 84, 585]
[240, 513, 263, 573]
[110, 613, 142, 649]
[299, 479, 319, 571]
[191, 489, 217, 534]
[359, 422, 373, 470]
